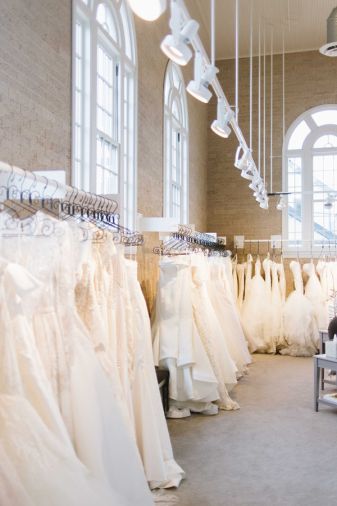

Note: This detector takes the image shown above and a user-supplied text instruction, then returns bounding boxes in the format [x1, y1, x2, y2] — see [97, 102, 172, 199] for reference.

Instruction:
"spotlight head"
[187, 80, 212, 103]
[187, 52, 218, 103]
[211, 101, 234, 138]
[241, 169, 254, 181]
[161, 34, 192, 65]
[234, 145, 250, 170]
[161, 3, 199, 65]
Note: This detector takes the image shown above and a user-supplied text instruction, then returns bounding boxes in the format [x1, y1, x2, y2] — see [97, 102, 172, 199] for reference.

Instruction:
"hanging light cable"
[282, 28, 285, 142]
[258, 21, 261, 174]
[211, 0, 215, 66]
[249, 3, 253, 151]
[263, 20, 266, 185]
[270, 27, 274, 193]
[235, 0, 239, 122]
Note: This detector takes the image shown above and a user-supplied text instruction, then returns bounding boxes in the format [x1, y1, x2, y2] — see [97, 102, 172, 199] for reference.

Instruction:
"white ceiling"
[184, 0, 337, 59]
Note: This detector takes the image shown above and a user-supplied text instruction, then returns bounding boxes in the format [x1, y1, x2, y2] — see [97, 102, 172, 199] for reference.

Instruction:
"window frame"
[72, 0, 137, 230]
[283, 104, 337, 257]
[163, 61, 189, 225]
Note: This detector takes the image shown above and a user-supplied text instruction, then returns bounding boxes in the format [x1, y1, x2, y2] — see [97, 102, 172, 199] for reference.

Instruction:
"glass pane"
[287, 157, 302, 241]
[314, 135, 337, 148]
[96, 135, 118, 194]
[288, 120, 311, 150]
[96, 45, 117, 139]
[313, 153, 337, 242]
[96, 3, 118, 41]
[312, 109, 337, 127]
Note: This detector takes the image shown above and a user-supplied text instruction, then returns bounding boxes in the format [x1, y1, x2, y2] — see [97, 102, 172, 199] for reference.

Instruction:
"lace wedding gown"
[281, 261, 318, 357]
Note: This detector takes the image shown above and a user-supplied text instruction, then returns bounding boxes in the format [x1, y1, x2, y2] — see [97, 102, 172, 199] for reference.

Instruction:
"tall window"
[163, 61, 189, 224]
[73, 0, 137, 229]
[283, 105, 337, 255]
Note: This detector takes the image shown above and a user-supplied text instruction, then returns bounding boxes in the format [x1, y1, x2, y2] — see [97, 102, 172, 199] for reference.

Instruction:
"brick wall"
[0, 0, 71, 175]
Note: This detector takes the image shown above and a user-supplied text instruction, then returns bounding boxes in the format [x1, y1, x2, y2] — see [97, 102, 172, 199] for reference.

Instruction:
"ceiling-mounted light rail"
[159, 0, 269, 209]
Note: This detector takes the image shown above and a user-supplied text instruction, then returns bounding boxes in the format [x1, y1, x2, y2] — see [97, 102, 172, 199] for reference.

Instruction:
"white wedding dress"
[152, 255, 219, 409]
[191, 254, 239, 410]
[281, 261, 318, 357]
[241, 257, 273, 353]
[207, 257, 251, 375]
[304, 261, 329, 330]
[125, 259, 185, 489]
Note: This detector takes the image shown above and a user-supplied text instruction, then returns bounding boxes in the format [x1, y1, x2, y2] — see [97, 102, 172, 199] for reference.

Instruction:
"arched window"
[283, 105, 337, 255]
[73, 0, 137, 229]
[163, 61, 189, 224]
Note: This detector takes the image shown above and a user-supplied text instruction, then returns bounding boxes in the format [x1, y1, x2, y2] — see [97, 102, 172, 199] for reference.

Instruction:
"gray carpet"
[165, 354, 337, 506]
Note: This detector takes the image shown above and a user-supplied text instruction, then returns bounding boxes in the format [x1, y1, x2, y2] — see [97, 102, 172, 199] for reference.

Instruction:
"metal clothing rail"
[0, 161, 144, 245]
[0, 161, 118, 214]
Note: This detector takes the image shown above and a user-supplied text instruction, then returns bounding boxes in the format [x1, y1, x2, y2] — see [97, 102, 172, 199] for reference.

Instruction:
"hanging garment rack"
[153, 225, 229, 256]
[0, 161, 144, 245]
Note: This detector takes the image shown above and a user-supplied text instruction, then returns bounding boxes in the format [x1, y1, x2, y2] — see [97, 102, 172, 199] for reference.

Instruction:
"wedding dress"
[54, 225, 154, 506]
[0, 395, 120, 506]
[241, 257, 272, 353]
[125, 259, 185, 489]
[152, 255, 219, 410]
[236, 262, 245, 309]
[281, 261, 318, 357]
[303, 261, 328, 330]
[207, 257, 251, 375]
[232, 254, 239, 302]
[191, 254, 239, 410]
[270, 261, 283, 349]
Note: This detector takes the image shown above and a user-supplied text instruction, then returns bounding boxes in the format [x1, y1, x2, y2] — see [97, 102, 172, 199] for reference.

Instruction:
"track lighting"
[249, 175, 263, 192]
[211, 99, 234, 138]
[240, 162, 255, 181]
[234, 146, 250, 171]
[127, 0, 167, 21]
[187, 51, 218, 103]
[161, 1, 199, 65]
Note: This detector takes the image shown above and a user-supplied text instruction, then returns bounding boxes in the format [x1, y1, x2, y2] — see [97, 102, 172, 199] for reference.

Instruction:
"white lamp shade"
[160, 34, 192, 65]
[127, 0, 167, 21]
[211, 119, 231, 138]
[259, 200, 268, 209]
[241, 169, 254, 181]
[187, 80, 212, 103]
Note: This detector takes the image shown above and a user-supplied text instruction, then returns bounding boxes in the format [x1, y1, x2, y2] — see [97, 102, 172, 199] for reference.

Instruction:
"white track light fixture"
[234, 145, 249, 171]
[127, 0, 167, 21]
[211, 99, 234, 138]
[161, 0, 199, 65]
[187, 51, 218, 103]
[241, 161, 255, 180]
[249, 174, 263, 192]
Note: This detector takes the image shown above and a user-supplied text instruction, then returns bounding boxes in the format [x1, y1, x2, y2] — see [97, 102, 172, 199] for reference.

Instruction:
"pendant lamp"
[127, 0, 167, 21]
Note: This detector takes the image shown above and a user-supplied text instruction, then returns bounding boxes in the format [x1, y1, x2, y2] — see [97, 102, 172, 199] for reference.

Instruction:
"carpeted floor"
[164, 354, 337, 506]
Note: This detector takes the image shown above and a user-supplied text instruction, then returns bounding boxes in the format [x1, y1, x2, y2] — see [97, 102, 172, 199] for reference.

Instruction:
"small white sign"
[234, 235, 245, 249]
